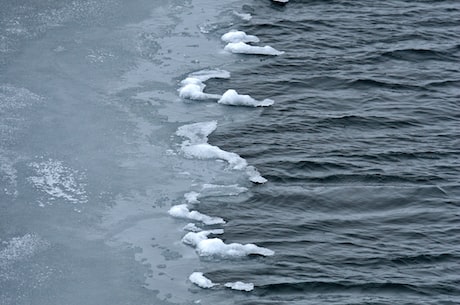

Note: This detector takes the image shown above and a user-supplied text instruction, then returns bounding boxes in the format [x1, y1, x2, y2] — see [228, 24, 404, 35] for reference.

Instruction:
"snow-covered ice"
[218, 89, 274, 107]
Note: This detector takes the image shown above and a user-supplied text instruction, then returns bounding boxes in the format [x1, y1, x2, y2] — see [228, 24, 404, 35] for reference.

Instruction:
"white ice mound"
[224, 281, 254, 292]
[189, 272, 216, 288]
[178, 69, 230, 100]
[218, 89, 274, 107]
[182, 230, 224, 247]
[176, 122, 267, 183]
[168, 204, 225, 225]
[224, 42, 284, 56]
[221, 30, 259, 43]
[196, 238, 275, 257]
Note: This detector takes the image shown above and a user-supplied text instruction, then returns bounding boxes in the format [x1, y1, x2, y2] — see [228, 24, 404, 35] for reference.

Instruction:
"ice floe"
[176, 121, 267, 183]
[224, 41, 284, 56]
[224, 281, 254, 291]
[218, 89, 274, 107]
[178, 69, 230, 100]
[189, 272, 216, 288]
[168, 204, 225, 225]
[221, 30, 259, 43]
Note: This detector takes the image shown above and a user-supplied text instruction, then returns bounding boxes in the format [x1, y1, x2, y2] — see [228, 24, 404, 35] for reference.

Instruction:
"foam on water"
[184, 191, 201, 203]
[224, 42, 284, 56]
[224, 281, 254, 292]
[176, 121, 267, 183]
[189, 272, 216, 289]
[221, 30, 259, 43]
[178, 69, 230, 101]
[168, 204, 225, 225]
[218, 89, 275, 107]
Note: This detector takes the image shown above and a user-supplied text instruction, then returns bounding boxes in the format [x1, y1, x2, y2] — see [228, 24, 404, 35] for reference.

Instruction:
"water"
[1, 0, 459, 304]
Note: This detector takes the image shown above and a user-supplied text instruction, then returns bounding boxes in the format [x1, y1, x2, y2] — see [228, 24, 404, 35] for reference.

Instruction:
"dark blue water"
[1, 0, 459, 304]
[203, 1, 460, 304]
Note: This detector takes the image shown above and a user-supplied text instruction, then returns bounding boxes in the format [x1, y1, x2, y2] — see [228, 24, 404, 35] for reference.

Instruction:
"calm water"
[1, 0, 459, 304]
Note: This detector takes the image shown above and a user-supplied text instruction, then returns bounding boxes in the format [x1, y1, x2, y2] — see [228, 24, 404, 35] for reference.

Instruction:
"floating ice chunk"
[224, 281, 254, 291]
[188, 69, 230, 82]
[181, 143, 248, 170]
[176, 122, 267, 183]
[196, 238, 275, 257]
[185, 191, 200, 203]
[246, 166, 268, 184]
[272, 0, 289, 3]
[182, 230, 224, 247]
[224, 42, 284, 56]
[218, 89, 274, 107]
[176, 121, 217, 144]
[201, 184, 248, 196]
[189, 272, 216, 288]
[221, 30, 259, 43]
[169, 204, 225, 225]
[233, 11, 252, 21]
[178, 69, 230, 100]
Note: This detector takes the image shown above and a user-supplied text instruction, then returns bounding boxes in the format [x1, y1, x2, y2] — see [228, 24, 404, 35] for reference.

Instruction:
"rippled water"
[1, 0, 459, 304]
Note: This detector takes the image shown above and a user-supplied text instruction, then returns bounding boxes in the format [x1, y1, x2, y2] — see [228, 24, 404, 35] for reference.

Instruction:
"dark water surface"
[205, 1, 460, 304]
[1, 0, 459, 304]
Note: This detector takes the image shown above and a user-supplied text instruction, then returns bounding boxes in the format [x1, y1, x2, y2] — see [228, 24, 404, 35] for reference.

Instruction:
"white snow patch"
[224, 42, 284, 56]
[189, 272, 216, 288]
[183, 223, 202, 232]
[168, 204, 225, 225]
[182, 230, 224, 247]
[196, 238, 275, 257]
[221, 30, 259, 43]
[218, 89, 274, 107]
[178, 69, 230, 100]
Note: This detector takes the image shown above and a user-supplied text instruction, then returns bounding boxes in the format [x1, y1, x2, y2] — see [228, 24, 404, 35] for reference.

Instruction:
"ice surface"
[28, 159, 87, 205]
[224, 281, 254, 291]
[169, 204, 225, 225]
[176, 121, 217, 144]
[201, 184, 248, 196]
[178, 69, 230, 100]
[221, 30, 259, 43]
[196, 238, 275, 257]
[0, 234, 49, 266]
[189, 272, 216, 288]
[224, 42, 284, 56]
[218, 89, 274, 107]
